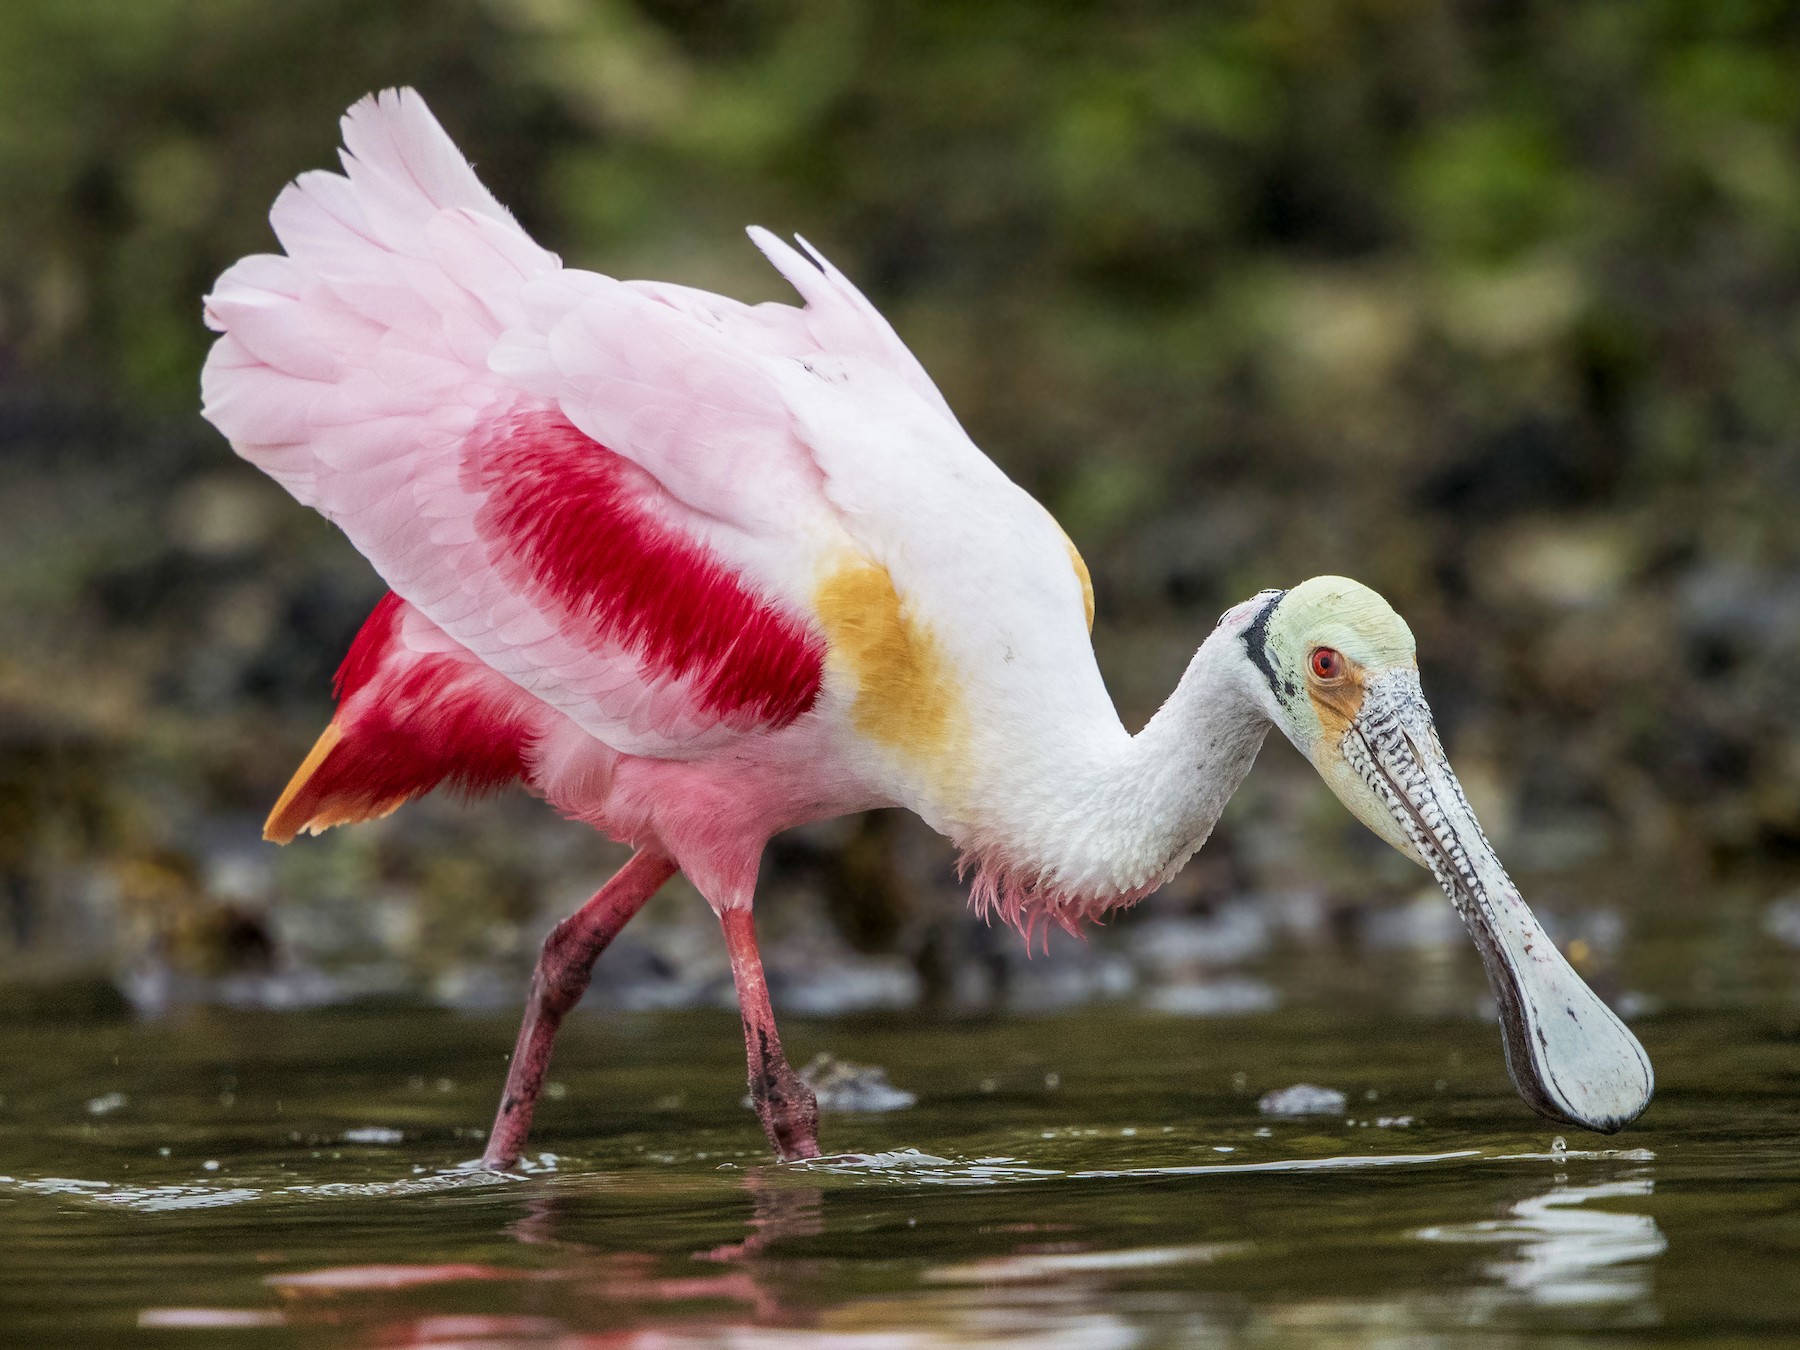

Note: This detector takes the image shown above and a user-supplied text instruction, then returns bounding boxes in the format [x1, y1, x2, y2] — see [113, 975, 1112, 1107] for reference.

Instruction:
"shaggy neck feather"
[961, 629, 1271, 929]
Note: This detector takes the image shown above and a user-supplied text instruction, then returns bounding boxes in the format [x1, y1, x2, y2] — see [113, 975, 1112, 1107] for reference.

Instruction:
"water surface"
[2, 951, 1798, 1346]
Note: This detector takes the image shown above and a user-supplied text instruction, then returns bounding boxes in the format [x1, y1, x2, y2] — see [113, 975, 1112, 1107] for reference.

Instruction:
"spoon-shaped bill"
[1342, 672, 1653, 1133]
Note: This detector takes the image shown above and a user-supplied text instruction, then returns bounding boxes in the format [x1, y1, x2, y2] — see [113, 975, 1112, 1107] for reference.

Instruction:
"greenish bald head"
[1241, 576, 1416, 734]
[1273, 575, 1415, 668]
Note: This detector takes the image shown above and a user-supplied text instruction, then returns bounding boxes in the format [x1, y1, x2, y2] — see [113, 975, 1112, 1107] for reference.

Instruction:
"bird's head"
[1221, 577, 1653, 1133]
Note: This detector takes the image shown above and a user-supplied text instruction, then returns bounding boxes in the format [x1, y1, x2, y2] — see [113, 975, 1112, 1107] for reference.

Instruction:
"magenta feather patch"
[467, 409, 824, 728]
[265, 594, 535, 841]
[336, 625, 534, 804]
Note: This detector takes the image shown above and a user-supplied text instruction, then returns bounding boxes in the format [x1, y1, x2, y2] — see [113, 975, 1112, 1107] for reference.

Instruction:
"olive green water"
[3, 938, 1798, 1348]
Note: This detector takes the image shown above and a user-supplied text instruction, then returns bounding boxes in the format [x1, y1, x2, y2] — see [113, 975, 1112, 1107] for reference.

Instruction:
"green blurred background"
[1, 0, 1797, 1014]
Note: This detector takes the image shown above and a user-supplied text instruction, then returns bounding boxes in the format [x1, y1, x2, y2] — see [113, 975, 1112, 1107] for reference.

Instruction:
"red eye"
[1310, 647, 1343, 680]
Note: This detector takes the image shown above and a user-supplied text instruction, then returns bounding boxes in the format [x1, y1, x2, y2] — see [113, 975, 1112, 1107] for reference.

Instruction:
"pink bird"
[202, 90, 1652, 1168]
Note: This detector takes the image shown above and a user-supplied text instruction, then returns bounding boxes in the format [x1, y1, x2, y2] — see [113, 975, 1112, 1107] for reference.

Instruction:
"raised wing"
[201, 89, 832, 757]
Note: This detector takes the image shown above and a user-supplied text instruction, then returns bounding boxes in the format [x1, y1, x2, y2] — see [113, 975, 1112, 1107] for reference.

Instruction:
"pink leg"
[483, 848, 677, 1169]
[720, 907, 820, 1161]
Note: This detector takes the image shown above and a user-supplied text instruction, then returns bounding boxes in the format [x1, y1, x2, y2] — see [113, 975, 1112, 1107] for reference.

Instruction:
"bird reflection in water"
[1418, 1170, 1666, 1314]
[261, 1168, 1164, 1348]
[492, 1170, 823, 1328]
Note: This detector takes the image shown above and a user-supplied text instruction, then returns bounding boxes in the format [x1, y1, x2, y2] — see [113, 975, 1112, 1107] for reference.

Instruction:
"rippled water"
[3, 941, 1798, 1346]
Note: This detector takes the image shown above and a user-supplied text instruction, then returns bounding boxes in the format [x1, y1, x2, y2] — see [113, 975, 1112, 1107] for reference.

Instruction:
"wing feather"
[203, 89, 827, 758]
[204, 87, 1096, 789]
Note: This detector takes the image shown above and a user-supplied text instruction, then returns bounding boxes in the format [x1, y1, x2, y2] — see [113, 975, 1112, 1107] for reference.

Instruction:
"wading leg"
[720, 906, 820, 1161]
[483, 848, 677, 1169]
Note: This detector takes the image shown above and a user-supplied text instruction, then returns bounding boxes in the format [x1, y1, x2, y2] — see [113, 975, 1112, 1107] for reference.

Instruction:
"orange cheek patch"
[1306, 669, 1367, 744]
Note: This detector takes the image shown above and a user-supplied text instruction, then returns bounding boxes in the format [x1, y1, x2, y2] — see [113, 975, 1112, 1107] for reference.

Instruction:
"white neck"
[961, 628, 1272, 902]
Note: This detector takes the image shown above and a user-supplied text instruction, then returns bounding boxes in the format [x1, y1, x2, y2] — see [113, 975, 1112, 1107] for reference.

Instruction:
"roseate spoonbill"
[200, 89, 1652, 1167]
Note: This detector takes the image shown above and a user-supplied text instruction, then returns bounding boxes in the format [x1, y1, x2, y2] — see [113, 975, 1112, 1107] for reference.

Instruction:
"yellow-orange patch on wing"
[1056, 526, 1095, 633]
[814, 555, 966, 776]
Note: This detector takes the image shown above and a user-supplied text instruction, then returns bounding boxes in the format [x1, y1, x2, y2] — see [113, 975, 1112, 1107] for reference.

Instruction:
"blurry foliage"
[2, 0, 1799, 985]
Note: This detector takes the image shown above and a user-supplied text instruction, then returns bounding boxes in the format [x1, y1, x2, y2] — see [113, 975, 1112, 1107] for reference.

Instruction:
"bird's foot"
[751, 1059, 821, 1162]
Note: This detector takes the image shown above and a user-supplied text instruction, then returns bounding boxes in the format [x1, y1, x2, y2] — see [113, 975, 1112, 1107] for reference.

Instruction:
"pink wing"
[201, 90, 831, 757]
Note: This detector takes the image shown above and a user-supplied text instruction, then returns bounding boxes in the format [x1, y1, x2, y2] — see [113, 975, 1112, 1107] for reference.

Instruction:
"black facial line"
[1241, 589, 1294, 700]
